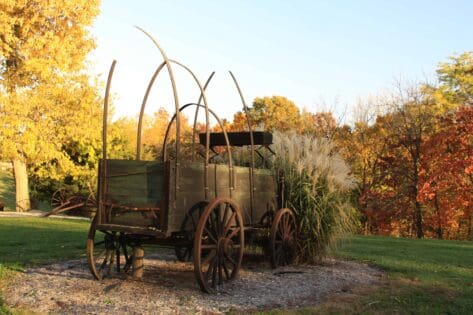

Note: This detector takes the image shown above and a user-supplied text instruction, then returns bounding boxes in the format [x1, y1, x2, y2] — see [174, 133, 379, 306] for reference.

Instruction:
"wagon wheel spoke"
[204, 227, 218, 244]
[203, 249, 217, 265]
[222, 204, 230, 227]
[194, 198, 244, 293]
[211, 259, 218, 287]
[87, 218, 131, 280]
[223, 212, 236, 236]
[204, 256, 218, 285]
[222, 259, 231, 280]
[227, 226, 241, 240]
[175, 202, 208, 262]
[224, 251, 237, 267]
[218, 258, 223, 285]
[216, 204, 222, 236]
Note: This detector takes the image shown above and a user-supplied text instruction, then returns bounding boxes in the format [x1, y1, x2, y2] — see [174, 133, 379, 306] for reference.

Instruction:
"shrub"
[271, 131, 357, 262]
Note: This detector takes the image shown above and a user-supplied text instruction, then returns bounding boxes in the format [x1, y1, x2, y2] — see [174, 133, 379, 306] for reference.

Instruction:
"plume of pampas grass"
[272, 131, 357, 262]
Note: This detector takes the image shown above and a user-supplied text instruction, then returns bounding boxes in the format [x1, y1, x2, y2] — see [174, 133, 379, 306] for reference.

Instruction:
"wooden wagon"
[87, 30, 298, 293]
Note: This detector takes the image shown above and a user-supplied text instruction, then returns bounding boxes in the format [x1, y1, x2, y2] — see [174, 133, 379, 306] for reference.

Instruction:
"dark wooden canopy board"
[86, 29, 298, 293]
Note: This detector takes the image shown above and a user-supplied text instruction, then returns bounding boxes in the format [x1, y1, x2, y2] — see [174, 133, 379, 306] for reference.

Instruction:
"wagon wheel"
[87, 217, 133, 280]
[174, 201, 208, 262]
[51, 188, 67, 210]
[270, 208, 298, 268]
[194, 197, 244, 293]
[67, 195, 87, 216]
[259, 200, 277, 228]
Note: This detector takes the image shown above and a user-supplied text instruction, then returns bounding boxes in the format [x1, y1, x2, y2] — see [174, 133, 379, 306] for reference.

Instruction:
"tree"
[229, 111, 248, 131]
[251, 96, 300, 131]
[0, 0, 101, 211]
[299, 111, 337, 138]
[419, 106, 473, 239]
[377, 82, 442, 238]
[141, 108, 172, 160]
[335, 119, 390, 235]
[108, 117, 137, 160]
[432, 52, 473, 107]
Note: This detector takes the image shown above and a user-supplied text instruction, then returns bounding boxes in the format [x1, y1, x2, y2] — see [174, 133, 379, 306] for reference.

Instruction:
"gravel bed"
[4, 251, 383, 314]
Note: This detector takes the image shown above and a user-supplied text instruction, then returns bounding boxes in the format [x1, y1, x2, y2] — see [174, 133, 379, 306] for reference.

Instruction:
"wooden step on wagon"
[87, 29, 298, 293]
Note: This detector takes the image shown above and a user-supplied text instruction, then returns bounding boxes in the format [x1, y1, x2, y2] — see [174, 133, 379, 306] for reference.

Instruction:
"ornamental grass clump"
[272, 131, 357, 262]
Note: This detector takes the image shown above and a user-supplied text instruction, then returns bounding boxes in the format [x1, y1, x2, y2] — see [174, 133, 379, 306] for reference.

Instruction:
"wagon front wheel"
[193, 197, 244, 293]
[87, 217, 132, 280]
[270, 208, 297, 268]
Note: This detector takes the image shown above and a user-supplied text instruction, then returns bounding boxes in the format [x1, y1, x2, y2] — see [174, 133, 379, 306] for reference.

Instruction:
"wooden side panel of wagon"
[98, 159, 168, 230]
[168, 162, 277, 233]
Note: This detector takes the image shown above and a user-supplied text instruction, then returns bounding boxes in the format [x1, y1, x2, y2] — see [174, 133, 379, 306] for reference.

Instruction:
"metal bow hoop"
[102, 28, 254, 203]
[229, 71, 256, 220]
[100, 60, 116, 225]
[134, 27, 235, 200]
[162, 103, 235, 198]
[192, 72, 215, 162]
[135, 26, 181, 203]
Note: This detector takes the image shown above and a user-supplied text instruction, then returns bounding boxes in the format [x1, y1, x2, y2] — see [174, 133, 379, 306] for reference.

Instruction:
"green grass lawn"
[321, 236, 473, 314]
[0, 218, 472, 314]
[0, 217, 90, 314]
[253, 236, 473, 315]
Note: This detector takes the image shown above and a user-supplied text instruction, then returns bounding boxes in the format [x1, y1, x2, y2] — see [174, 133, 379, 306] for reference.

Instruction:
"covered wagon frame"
[87, 29, 298, 293]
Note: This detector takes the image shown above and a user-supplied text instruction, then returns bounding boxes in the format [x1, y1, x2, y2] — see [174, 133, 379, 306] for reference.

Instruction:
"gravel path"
[4, 251, 383, 314]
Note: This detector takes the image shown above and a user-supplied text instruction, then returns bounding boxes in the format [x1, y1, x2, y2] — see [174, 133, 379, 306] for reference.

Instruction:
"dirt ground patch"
[4, 250, 383, 314]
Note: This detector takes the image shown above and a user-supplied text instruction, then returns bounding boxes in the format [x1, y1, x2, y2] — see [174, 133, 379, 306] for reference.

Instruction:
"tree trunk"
[434, 194, 442, 239]
[468, 214, 473, 241]
[414, 201, 423, 238]
[12, 159, 30, 212]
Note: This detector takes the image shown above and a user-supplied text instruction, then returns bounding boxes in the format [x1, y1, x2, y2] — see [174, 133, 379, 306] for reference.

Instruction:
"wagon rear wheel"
[87, 217, 132, 280]
[270, 208, 297, 268]
[193, 197, 244, 293]
[174, 201, 208, 262]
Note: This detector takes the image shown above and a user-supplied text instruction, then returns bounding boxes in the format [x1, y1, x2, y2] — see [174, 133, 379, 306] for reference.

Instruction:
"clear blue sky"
[89, 0, 473, 122]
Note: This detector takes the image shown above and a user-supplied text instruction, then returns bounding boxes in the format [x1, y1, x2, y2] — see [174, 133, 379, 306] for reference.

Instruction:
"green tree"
[0, 0, 101, 211]
[431, 52, 473, 108]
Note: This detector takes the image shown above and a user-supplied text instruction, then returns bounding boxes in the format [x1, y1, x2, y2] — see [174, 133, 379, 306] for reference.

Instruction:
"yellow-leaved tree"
[0, 0, 101, 211]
